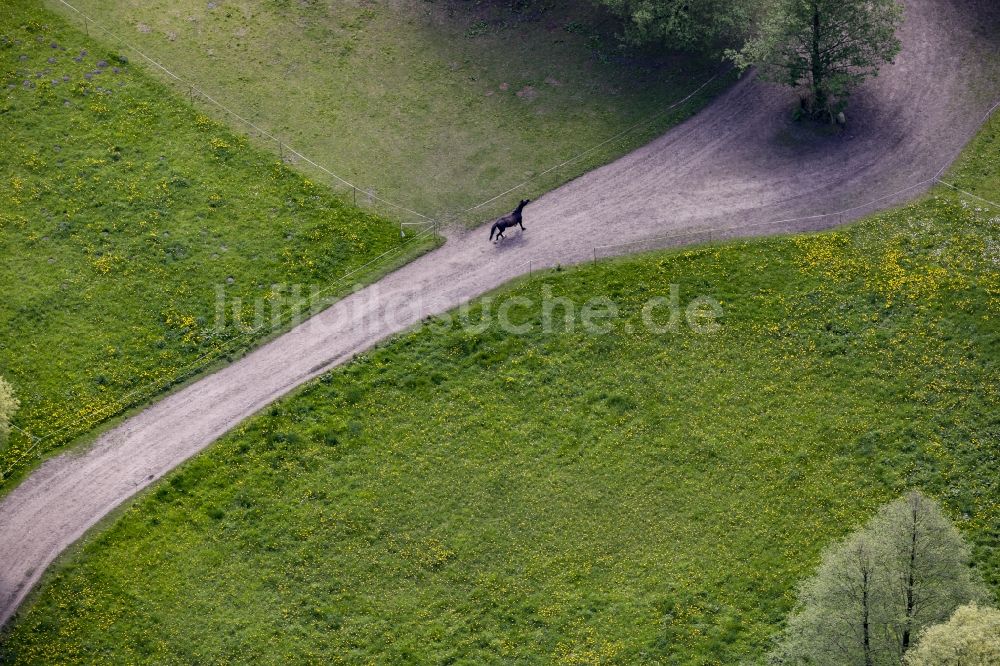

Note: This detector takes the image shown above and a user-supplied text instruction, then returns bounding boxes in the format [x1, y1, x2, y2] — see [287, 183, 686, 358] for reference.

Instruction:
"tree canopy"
[905, 604, 1000, 666]
[595, 0, 762, 55]
[770, 491, 987, 665]
[730, 0, 903, 119]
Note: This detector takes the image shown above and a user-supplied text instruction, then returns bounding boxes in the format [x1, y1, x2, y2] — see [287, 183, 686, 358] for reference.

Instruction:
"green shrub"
[906, 604, 1000, 666]
[0, 376, 18, 441]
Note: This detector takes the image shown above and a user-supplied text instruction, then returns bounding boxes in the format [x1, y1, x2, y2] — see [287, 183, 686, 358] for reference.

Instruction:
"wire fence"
[457, 70, 728, 219]
[54, 0, 437, 227]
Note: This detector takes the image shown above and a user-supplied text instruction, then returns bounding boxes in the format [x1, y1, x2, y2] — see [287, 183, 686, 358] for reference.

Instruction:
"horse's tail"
[489, 224, 496, 241]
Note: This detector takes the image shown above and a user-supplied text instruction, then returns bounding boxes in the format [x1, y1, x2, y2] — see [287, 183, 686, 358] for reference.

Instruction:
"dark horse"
[489, 199, 530, 241]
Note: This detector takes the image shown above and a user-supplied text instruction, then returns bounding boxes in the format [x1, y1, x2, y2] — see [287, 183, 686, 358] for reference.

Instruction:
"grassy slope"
[3, 118, 998, 663]
[42, 0, 731, 222]
[0, 1, 435, 485]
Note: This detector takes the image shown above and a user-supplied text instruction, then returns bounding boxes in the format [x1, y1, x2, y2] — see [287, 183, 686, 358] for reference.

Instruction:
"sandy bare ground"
[1, 0, 998, 627]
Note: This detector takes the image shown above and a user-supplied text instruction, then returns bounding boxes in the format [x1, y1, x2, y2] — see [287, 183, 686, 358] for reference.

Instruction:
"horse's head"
[516, 199, 531, 212]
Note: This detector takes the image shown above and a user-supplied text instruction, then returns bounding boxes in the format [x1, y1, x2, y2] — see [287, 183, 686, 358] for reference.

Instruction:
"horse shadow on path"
[490, 228, 528, 252]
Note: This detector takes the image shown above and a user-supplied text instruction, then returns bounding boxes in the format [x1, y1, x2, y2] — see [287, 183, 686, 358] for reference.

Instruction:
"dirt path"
[1, 0, 997, 627]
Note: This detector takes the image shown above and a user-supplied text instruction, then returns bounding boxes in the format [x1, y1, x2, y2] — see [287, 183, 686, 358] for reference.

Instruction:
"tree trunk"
[810, 1, 827, 117]
[902, 505, 919, 653]
[862, 566, 873, 666]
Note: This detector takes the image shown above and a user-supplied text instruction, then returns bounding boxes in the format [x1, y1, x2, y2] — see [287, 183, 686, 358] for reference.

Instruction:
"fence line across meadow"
[54, 0, 730, 231]
[53, 0, 438, 227]
[459, 70, 728, 217]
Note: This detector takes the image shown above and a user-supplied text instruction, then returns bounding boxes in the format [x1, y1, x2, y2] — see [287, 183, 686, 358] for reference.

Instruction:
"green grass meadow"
[0, 1, 437, 486]
[42, 0, 732, 223]
[3, 114, 997, 663]
[0, 0, 729, 488]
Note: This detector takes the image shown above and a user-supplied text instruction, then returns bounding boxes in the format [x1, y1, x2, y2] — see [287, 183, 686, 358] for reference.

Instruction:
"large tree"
[771, 530, 887, 665]
[770, 491, 987, 665]
[874, 491, 987, 659]
[596, 0, 761, 55]
[731, 0, 903, 121]
[905, 604, 1000, 666]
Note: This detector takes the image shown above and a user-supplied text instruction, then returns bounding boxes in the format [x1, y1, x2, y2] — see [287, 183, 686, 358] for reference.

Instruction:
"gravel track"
[1, 0, 997, 627]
